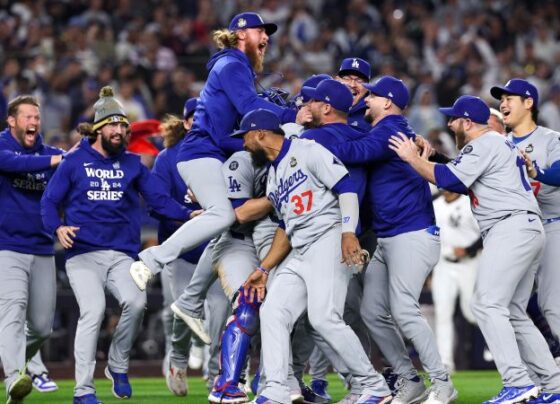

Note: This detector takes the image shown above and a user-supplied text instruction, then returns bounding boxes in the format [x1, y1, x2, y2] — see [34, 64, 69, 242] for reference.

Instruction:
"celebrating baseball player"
[389, 95, 560, 404]
[129, 12, 298, 292]
[41, 87, 192, 404]
[332, 75, 457, 404]
[0, 95, 63, 404]
[491, 79, 560, 353]
[240, 108, 392, 404]
[336, 57, 372, 132]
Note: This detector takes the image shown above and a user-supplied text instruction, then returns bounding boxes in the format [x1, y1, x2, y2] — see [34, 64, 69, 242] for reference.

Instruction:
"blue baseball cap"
[301, 79, 353, 113]
[229, 12, 277, 36]
[338, 57, 371, 81]
[231, 109, 284, 138]
[363, 76, 409, 109]
[183, 97, 198, 119]
[490, 78, 539, 105]
[296, 74, 332, 104]
[439, 95, 490, 124]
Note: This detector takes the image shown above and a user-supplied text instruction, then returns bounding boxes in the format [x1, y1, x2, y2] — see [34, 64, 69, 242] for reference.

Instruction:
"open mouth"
[110, 135, 123, 144]
[25, 127, 37, 142]
[258, 42, 267, 56]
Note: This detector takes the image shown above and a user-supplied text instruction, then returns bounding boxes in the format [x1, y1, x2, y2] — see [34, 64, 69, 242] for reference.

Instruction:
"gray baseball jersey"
[507, 126, 560, 220]
[266, 139, 348, 251]
[447, 131, 541, 233]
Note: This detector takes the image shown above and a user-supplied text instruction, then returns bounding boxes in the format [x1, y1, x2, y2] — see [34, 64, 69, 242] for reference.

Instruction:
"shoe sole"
[129, 262, 149, 291]
[7, 375, 33, 404]
[33, 385, 59, 393]
[104, 367, 131, 399]
[208, 393, 249, 403]
[171, 303, 211, 344]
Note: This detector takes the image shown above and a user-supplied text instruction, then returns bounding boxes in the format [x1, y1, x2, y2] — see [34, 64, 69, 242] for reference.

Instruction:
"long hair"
[213, 29, 239, 49]
[77, 122, 97, 143]
[160, 114, 186, 148]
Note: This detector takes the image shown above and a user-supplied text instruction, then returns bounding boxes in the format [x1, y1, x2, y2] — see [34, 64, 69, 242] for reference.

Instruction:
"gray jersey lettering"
[447, 131, 540, 233]
[507, 126, 560, 220]
[267, 139, 348, 251]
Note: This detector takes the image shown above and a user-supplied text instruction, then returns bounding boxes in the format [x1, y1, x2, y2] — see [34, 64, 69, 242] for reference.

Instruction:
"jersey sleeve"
[222, 153, 255, 199]
[547, 133, 560, 165]
[446, 142, 492, 188]
[307, 143, 349, 190]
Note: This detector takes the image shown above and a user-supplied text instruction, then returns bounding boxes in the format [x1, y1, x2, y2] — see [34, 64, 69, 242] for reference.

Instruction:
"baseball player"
[0, 95, 63, 404]
[40, 87, 191, 404]
[336, 57, 372, 132]
[331, 76, 456, 404]
[152, 101, 208, 396]
[432, 191, 480, 373]
[491, 79, 560, 346]
[389, 95, 560, 404]
[240, 108, 392, 404]
[129, 12, 299, 292]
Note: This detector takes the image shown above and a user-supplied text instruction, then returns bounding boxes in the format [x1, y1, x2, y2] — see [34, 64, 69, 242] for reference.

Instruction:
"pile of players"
[2, 10, 560, 404]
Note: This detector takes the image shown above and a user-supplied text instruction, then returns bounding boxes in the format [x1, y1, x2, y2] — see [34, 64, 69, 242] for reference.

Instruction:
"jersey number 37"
[291, 190, 313, 215]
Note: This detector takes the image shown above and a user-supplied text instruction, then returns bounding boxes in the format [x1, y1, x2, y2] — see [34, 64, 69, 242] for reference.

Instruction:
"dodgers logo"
[268, 169, 308, 211]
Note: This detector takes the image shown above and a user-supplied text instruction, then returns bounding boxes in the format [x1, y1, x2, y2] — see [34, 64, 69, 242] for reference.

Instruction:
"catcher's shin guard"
[213, 288, 261, 392]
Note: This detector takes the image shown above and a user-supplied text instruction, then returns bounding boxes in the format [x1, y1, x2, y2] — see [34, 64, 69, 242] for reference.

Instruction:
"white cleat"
[188, 344, 204, 370]
[421, 379, 458, 404]
[165, 364, 188, 397]
[392, 377, 427, 404]
[170, 303, 211, 344]
[129, 260, 153, 291]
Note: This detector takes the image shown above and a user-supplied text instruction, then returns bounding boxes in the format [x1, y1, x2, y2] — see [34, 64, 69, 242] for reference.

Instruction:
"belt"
[426, 225, 440, 236]
[544, 216, 560, 225]
[443, 256, 460, 263]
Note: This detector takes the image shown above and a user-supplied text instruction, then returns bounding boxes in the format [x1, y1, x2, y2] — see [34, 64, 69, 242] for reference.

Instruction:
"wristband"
[256, 266, 270, 275]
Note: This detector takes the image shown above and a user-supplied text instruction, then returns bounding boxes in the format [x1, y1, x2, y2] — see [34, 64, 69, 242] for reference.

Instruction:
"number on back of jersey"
[228, 176, 241, 193]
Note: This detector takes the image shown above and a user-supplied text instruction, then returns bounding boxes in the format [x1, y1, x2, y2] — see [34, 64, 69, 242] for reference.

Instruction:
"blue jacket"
[0, 128, 62, 255]
[347, 97, 370, 132]
[332, 114, 435, 237]
[41, 139, 190, 259]
[178, 48, 297, 162]
[152, 142, 207, 264]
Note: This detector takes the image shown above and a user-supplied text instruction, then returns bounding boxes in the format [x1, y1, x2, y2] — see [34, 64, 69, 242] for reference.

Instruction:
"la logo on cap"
[388, 92, 393, 98]
[525, 90, 531, 96]
[352, 58, 359, 68]
[464, 111, 470, 117]
[250, 123, 256, 127]
[325, 96, 331, 101]
[237, 18, 247, 27]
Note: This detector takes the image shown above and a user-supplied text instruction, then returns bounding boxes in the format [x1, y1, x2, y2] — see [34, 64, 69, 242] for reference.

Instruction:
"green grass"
[27, 371, 503, 403]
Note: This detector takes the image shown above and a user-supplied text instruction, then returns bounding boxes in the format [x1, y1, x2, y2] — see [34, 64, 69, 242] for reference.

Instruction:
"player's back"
[452, 131, 541, 233]
[508, 126, 560, 220]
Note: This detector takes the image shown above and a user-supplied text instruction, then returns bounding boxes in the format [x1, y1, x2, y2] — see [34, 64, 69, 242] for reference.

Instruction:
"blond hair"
[160, 114, 186, 148]
[213, 29, 239, 49]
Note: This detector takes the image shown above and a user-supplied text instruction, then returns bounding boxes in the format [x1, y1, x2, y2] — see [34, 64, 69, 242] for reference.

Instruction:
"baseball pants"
[27, 351, 49, 376]
[161, 270, 174, 356]
[259, 226, 390, 403]
[139, 158, 236, 275]
[537, 220, 560, 342]
[360, 228, 445, 381]
[66, 251, 146, 397]
[432, 257, 477, 371]
[471, 213, 560, 391]
[0, 251, 56, 390]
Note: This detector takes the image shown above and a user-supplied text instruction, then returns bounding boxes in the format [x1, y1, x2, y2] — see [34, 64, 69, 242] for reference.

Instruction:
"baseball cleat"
[30, 372, 58, 393]
[129, 260, 153, 291]
[392, 376, 427, 404]
[335, 393, 361, 404]
[381, 367, 399, 395]
[356, 395, 393, 404]
[208, 384, 248, 403]
[6, 374, 32, 404]
[422, 378, 457, 404]
[73, 393, 102, 404]
[482, 385, 539, 404]
[301, 384, 329, 403]
[188, 343, 204, 370]
[165, 364, 188, 396]
[527, 392, 560, 403]
[104, 366, 132, 399]
[170, 303, 211, 344]
[310, 380, 332, 402]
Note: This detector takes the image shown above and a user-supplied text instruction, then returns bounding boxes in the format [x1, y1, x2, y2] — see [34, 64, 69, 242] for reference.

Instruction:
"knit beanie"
[92, 86, 129, 131]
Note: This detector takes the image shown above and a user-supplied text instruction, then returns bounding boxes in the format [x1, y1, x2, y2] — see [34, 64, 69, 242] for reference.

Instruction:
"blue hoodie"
[347, 97, 370, 132]
[41, 139, 190, 259]
[0, 128, 63, 255]
[178, 48, 297, 162]
[152, 142, 207, 264]
[332, 114, 435, 237]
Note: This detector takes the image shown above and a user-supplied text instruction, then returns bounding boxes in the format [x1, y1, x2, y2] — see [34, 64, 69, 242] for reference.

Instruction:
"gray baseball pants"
[139, 158, 236, 275]
[471, 214, 560, 391]
[537, 220, 560, 342]
[259, 226, 390, 402]
[66, 251, 146, 397]
[360, 228, 445, 380]
[0, 251, 55, 390]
